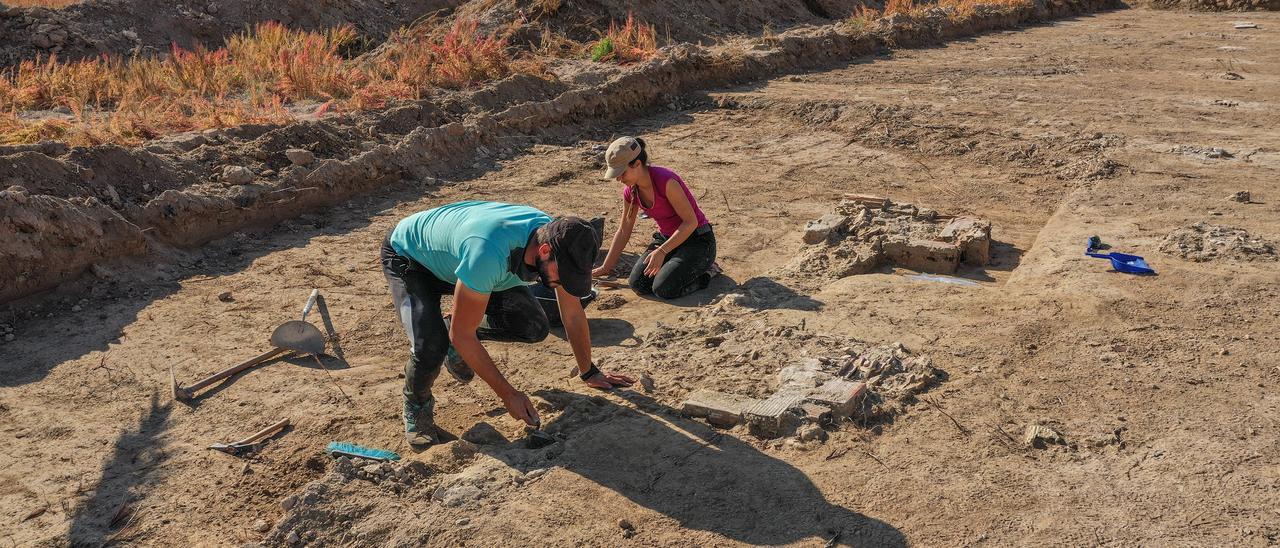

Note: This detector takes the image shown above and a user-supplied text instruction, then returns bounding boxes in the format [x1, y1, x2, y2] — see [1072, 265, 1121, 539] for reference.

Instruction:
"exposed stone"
[222, 165, 254, 185]
[682, 389, 760, 428]
[804, 379, 866, 417]
[285, 149, 316, 166]
[938, 217, 992, 265]
[803, 213, 849, 244]
[1228, 190, 1250, 203]
[1024, 424, 1065, 448]
[797, 423, 828, 442]
[882, 238, 961, 274]
[253, 519, 270, 533]
[743, 390, 807, 438]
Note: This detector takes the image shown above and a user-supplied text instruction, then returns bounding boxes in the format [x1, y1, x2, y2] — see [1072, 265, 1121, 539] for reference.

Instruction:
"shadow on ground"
[67, 391, 172, 545]
[487, 389, 905, 547]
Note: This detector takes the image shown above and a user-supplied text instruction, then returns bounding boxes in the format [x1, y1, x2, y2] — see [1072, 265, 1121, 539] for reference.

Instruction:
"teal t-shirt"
[389, 201, 551, 294]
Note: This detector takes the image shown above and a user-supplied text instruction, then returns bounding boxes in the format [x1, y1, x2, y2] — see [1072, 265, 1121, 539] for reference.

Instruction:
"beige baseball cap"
[602, 137, 642, 179]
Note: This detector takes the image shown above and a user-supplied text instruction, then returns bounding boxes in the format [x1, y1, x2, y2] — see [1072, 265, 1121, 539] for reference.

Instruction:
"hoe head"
[208, 441, 255, 456]
[269, 320, 326, 356]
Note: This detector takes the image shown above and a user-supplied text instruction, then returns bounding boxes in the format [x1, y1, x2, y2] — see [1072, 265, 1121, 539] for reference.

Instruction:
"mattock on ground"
[170, 289, 351, 404]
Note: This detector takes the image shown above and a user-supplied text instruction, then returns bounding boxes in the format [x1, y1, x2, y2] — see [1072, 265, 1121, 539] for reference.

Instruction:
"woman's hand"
[643, 248, 667, 277]
[591, 265, 612, 279]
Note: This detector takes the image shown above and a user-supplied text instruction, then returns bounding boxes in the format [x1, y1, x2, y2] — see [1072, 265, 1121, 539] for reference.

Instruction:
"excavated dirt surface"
[3, 8, 1280, 547]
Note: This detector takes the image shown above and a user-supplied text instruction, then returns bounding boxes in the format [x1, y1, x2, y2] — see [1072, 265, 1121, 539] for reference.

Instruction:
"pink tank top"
[622, 166, 710, 237]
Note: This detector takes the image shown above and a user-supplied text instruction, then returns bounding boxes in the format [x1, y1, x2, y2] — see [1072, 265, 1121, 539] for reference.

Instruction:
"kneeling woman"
[592, 137, 717, 299]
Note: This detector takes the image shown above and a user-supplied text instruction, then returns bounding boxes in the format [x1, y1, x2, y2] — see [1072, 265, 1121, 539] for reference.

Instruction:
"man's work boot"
[441, 315, 474, 384]
[403, 399, 438, 447]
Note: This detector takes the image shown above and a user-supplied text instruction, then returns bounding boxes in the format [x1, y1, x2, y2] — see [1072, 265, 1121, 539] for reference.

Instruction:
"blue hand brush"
[325, 441, 401, 462]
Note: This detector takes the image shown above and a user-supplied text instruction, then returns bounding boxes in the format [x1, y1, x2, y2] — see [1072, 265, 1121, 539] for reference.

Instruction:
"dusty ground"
[2, 7, 1279, 547]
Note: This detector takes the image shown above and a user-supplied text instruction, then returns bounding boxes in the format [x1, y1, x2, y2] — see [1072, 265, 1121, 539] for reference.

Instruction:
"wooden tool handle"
[234, 418, 290, 446]
[186, 347, 287, 393]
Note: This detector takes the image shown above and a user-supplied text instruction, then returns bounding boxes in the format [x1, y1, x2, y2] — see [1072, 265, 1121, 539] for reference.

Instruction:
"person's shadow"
[485, 389, 906, 547]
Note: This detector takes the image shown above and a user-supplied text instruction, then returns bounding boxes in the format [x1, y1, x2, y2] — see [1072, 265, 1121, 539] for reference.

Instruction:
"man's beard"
[534, 256, 554, 287]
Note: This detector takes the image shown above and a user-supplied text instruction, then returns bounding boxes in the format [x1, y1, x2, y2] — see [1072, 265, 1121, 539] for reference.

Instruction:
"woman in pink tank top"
[592, 136, 719, 300]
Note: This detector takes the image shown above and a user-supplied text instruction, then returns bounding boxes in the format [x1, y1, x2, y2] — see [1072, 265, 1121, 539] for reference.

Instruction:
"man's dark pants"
[381, 238, 549, 407]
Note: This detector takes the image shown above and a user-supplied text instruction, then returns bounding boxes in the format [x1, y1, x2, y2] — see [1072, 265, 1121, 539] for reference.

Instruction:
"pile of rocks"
[1159, 222, 1277, 262]
[792, 194, 992, 279]
[330, 455, 430, 494]
[682, 342, 939, 438]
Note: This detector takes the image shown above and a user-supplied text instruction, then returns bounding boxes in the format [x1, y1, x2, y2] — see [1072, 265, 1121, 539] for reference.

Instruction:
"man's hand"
[500, 390, 540, 427]
[584, 369, 636, 390]
[591, 265, 612, 278]
[643, 248, 667, 277]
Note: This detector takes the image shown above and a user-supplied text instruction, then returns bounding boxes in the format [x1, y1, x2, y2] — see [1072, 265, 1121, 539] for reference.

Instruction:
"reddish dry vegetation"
[3, 0, 82, 7]
[0, 13, 661, 147]
[0, 19, 513, 145]
[852, 0, 1033, 23]
[0, 0, 1037, 147]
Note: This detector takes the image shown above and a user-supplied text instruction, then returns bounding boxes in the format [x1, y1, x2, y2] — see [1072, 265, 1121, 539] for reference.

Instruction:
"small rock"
[242, 463, 252, 474]
[1222, 72, 1244, 80]
[1219, 348, 1230, 356]
[285, 148, 316, 166]
[433, 484, 482, 507]
[280, 495, 298, 511]
[1229, 190, 1251, 203]
[252, 519, 270, 533]
[31, 33, 52, 49]
[362, 463, 383, 476]
[222, 165, 254, 185]
[218, 291, 234, 303]
[623, 529, 636, 539]
[205, 3, 219, 14]
[638, 374, 655, 393]
[48, 29, 67, 45]
[71, 305, 82, 312]
[618, 518, 635, 531]
[797, 424, 828, 442]
[285, 531, 300, 545]
[1023, 424, 1064, 448]
[456, 517, 471, 526]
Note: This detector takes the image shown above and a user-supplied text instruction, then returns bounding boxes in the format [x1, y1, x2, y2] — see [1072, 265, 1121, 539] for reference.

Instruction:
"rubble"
[679, 340, 938, 438]
[791, 195, 993, 279]
[1159, 222, 1277, 262]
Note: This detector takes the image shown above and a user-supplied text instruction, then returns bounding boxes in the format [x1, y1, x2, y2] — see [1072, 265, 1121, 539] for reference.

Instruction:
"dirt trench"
[1, 7, 1278, 547]
[0, 0, 1115, 304]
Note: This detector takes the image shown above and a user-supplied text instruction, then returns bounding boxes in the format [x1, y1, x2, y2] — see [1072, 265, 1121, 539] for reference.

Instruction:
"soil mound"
[788, 195, 992, 280]
[1142, 0, 1279, 10]
[1159, 222, 1278, 262]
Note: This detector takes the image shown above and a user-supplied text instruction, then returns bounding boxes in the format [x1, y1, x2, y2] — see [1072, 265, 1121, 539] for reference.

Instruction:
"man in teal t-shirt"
[381, 201, 636, 446]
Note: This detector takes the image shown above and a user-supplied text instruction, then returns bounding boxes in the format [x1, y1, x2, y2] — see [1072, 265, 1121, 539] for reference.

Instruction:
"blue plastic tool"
[326, 441, 400, 462]
[1085, 250, 1155, 275]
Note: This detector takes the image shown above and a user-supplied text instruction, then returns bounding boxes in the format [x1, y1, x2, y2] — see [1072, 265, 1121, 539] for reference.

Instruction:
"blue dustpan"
[1085, 251, 1155, 274]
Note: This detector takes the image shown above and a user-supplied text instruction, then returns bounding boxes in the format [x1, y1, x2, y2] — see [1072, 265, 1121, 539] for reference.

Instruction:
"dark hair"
[632, 137, 648, 166]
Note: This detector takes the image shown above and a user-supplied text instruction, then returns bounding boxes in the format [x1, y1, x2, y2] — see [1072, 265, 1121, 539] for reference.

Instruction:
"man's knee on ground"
[515, 313, 550, 343]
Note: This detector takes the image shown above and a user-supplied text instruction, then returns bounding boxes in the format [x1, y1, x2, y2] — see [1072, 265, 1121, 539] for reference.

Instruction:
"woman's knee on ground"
[651, 277, 692, 300]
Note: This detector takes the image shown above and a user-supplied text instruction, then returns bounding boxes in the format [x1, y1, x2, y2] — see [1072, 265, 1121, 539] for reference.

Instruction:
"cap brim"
[602, 164, 626, 179]
[558, 265, 594, 298]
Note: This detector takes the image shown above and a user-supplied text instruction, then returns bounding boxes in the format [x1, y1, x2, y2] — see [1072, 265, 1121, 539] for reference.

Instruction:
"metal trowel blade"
[269, 320, 326, 355]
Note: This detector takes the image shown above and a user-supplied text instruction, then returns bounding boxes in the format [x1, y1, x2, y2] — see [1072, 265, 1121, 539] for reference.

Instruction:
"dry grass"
[4, 0, 82, 7]
[590, 13, 658, 63]
[0, 20, 514, 145]
[848, 0, 1032, 28]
